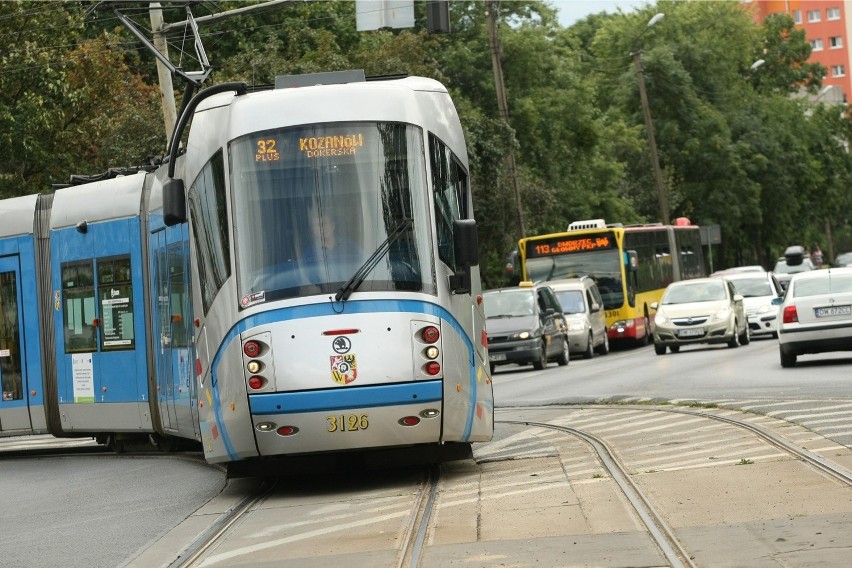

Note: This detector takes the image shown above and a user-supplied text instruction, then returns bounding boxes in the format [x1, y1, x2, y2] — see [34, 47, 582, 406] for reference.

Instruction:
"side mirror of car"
[590, 302, 601, 312]
[650, 302, 659, 310]
[733, 294, 744, 302]
[771, 297, 783, 306]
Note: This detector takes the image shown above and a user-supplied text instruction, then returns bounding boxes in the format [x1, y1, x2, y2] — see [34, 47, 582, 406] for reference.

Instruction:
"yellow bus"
[518, 218, 706, 344]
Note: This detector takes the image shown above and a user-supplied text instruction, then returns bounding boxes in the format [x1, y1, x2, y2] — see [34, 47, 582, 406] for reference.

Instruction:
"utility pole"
[486, 0, 526, 238]
[633, 50, 669, 225]
[149, 3, 177, 140]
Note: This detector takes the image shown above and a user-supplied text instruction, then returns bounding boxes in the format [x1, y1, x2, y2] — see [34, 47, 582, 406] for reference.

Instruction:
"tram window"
[1, 270, 24, 401]
[430, 133, 469, 271]
[97, 256, 134, 351]
[62, 261, 97, 353]
[187, 150, 231, 314]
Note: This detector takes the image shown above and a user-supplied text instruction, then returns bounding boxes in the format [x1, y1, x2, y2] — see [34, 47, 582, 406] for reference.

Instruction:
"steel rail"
[499, 419, 696, 568]
[397, 465, 440, 568]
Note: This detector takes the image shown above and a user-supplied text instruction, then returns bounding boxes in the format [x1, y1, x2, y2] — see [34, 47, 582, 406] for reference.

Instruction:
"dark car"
[483, 282, 569, 373]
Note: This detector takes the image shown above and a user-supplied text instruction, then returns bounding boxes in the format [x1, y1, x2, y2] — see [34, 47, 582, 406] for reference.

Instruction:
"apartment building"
[744, 0, 851, 103]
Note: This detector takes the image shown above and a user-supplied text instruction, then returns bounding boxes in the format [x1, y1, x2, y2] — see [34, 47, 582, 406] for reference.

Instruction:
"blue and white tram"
[0, 71, 494, 464]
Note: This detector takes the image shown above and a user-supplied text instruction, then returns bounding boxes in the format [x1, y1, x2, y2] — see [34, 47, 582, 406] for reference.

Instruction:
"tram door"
[151, 227, 198, 438]
[0, 256, 29, 432]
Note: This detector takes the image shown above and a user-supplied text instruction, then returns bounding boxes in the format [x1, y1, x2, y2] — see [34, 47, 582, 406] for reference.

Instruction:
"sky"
[551, 0, 650, 27]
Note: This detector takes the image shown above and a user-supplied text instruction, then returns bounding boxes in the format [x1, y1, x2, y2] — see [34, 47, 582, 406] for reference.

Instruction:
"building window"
[808, 9, 821, 22]
[830, 36, 844, 48]
[793, 10, 802, 24]
[832, 65, 846, 77]
[827, 7, 841, 20]
[811, 38, 824, 51]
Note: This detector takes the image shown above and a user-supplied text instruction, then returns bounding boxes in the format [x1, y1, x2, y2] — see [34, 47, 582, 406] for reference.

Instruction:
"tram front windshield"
[231, 122, 434, 305]
[525, 249, 624, 310]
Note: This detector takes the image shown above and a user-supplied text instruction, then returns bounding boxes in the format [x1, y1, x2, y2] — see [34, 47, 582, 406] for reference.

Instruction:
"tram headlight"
[424, 346, 439, 360]
[246, 360, 262, 373]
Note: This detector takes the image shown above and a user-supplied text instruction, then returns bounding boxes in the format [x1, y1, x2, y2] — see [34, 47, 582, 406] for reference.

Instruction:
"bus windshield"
[524, 248, 624, 310]
[230, 122, 435, 306]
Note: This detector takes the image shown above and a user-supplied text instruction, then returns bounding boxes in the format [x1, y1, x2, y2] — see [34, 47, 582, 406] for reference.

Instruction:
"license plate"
[677, 328, 704, 337]
[326, 413, 369, 433]
[489, 353, 507, 362]
[815, 305, 851, 318]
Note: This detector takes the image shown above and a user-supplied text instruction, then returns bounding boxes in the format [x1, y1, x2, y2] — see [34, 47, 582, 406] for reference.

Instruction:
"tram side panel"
[49, 179, 154, 435]
[0, 194, 48, 435]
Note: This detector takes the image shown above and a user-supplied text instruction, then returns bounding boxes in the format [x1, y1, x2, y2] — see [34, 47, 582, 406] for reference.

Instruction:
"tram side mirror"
[449, 219, 480, 294]
[625, 250, 639, 271]
[163, 178, 187, 226]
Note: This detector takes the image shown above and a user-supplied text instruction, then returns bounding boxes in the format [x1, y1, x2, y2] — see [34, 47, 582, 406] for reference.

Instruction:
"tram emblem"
[332, 336, 351, 354]
[330, 354, 357, 384]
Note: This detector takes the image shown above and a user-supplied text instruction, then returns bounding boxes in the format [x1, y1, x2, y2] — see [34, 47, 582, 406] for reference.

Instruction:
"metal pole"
[633, 50, 669, 225]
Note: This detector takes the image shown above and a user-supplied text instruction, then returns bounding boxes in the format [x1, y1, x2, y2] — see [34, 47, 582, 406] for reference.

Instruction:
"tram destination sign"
[526, 232, 616, 258]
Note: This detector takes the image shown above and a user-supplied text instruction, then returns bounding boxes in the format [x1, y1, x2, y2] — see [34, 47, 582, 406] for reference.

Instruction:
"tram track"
[499, 419, 697, 568]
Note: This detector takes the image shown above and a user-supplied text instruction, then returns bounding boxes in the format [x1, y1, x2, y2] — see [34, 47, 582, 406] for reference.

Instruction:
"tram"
[0, 71, 494, 464]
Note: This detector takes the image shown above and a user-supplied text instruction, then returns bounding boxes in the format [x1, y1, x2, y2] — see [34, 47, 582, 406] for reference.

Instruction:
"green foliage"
[1, 0, 851, 278]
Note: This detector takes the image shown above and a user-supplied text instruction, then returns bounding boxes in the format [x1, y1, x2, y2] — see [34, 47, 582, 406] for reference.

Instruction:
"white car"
[720, 271, 784, 338]
[774, 266, 852, 367]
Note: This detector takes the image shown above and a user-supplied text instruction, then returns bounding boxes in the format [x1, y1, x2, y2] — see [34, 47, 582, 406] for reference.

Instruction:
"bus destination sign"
[526, 233, 615, 258]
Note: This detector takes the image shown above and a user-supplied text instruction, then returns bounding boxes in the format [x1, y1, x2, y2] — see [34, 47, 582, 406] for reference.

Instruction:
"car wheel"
[654, 342, 667, 355]
[596, 334, 610, 355]
[556, 337, 570, 366]
[780, 350, 797, 368]
[727, 323, 741, 348]
[669, 345, 680, 353]
[532, 342, 547, 370]
[739, 324, 751, 345]
[583, 333, 594, 359]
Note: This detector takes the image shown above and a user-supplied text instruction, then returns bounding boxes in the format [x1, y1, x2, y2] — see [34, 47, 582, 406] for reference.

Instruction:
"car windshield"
[662, 281, 726, 304]
[730, 277, 772, 297]
[555, 290, 585, 314]
[483, 290, 535, 318]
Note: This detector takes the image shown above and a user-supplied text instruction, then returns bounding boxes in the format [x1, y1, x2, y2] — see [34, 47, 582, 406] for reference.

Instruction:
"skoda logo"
[332, 337, 352, 354]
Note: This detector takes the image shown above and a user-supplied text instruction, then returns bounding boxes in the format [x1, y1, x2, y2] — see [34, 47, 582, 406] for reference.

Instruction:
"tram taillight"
[422, 326, 440, 343]
[424, 361, 441, 375]
[244, 340, 261, 357]
[248, 376, 266, 390]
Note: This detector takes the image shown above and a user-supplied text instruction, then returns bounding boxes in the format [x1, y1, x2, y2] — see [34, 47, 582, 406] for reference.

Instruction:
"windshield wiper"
[336, 218, 412, 302]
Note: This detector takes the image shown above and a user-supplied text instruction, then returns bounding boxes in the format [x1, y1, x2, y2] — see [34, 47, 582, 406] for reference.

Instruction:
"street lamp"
[631, 13, 668, 225]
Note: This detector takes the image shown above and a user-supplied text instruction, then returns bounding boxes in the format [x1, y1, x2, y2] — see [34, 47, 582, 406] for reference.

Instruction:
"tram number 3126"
[327, 414, 370, 433]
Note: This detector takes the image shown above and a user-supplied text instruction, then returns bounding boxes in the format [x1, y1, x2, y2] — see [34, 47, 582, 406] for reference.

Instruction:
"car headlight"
[713, 307, 731, 321]
[509, 330, 533, 340]
[568, 320, 585, 331]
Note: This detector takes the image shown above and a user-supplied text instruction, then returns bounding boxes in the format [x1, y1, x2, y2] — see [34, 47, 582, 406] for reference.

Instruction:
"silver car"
[719, 271, 784, 338]
[651, 278, 749, 355]
[774, 266, 852, 367]
[548, 277, 609, 358]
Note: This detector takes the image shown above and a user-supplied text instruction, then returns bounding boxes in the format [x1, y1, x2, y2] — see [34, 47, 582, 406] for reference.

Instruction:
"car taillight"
[783, 306, 798, 324]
